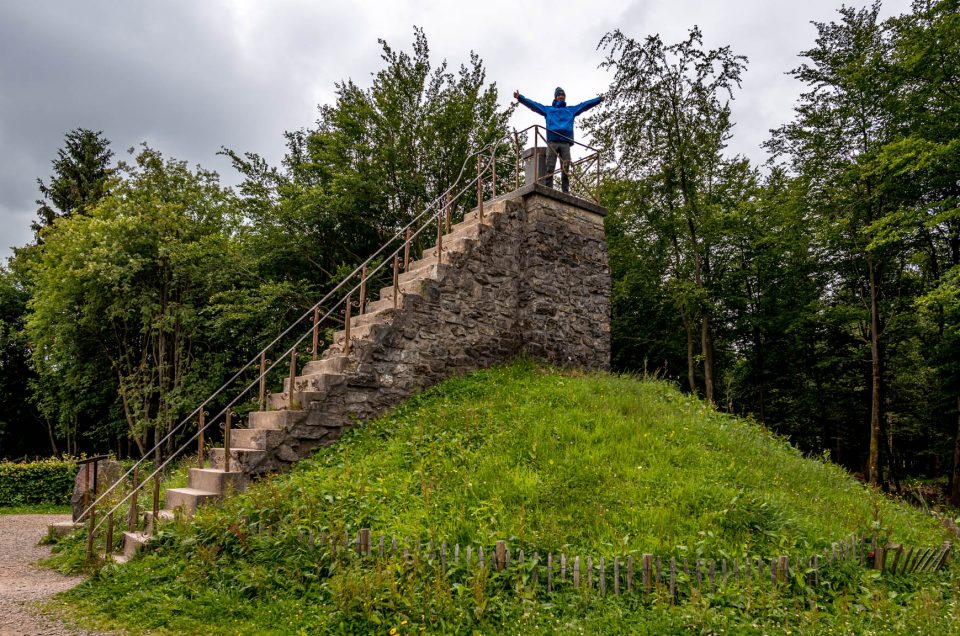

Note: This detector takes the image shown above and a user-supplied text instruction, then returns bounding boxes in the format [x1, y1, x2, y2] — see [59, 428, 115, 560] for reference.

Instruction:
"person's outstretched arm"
[514, 90, 547, 116]
[573, 94, 604, 116]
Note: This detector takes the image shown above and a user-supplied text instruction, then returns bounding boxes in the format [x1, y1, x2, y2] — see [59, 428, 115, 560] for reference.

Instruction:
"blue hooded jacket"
[517, 94, 602, 144]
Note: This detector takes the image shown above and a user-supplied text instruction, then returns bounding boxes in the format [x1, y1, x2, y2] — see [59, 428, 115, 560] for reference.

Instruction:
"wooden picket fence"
[247, 523, 951, 599]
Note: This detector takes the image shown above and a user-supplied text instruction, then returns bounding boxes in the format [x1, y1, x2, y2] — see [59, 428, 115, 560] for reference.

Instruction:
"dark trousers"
[545, 141, 572, 192]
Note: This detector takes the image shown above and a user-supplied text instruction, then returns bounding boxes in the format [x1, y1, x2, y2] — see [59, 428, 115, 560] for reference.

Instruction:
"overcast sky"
[0, 0, 911, 261]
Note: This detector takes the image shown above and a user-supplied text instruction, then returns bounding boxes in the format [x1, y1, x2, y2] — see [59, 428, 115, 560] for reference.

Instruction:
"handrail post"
[596, 152, 601, 201]
[288, 350, 298, 402]
[151, 463, 160, 530]
[445, 191, 452, 233]
[533, 126, 539, 184]
[224, 411, 234, 473]
[83, 462, 90, 521]
[477, 155, 484, 222]
[392, 255, 400, 309]
[85, 496, 96, 561]
[359, 266, 367, 315]
[128, 466, 139, 531]
[311, 306, 321, 360]
[436, 210, 443, 264]
[258, 353, 267, 411]
[344, 294, 352, 355]
[197, 409, 206, 469]
[514, 130, 521, 191]
[105, 512, 114, 558]
[83, 461, 95, 559]
[403, 229, 411, 271]
[491, 147, 497, 198]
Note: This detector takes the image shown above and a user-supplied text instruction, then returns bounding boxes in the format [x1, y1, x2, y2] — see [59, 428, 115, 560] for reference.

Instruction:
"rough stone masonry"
[212, 183, 610, 473]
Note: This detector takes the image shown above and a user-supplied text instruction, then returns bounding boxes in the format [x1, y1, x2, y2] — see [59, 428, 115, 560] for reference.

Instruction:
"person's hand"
[513, 90, 520, 99]
[599, 93, 605, 101]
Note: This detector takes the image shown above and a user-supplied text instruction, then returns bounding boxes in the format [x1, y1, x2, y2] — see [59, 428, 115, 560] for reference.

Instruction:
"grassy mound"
[54, 361, 959, 634]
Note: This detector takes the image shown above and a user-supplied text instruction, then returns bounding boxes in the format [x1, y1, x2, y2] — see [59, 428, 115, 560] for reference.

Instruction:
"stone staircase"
[122, 185, 610, 559]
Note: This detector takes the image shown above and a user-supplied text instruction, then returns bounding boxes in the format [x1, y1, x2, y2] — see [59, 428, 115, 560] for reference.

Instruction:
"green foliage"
[588, 26, 749, 404]
[0, 457, 76, 506]
[23, 146, 273, 455]
[51, 364, 955, 634]
[225, 27, 515, 299]
[34, 128, 113, 236]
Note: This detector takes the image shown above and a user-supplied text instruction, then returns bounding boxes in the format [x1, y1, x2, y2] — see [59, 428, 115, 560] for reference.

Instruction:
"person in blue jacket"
[514, 87, 603, 193]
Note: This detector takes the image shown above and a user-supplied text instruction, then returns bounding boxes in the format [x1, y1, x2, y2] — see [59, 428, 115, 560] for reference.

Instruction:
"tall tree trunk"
[701, 315, 715, 405]
[885, 412, 900, 494]
[867, 253, 882, 486]
[684, 316, 696, 394]
[950, 397, 960, 507]
[44, 416, 59, 456]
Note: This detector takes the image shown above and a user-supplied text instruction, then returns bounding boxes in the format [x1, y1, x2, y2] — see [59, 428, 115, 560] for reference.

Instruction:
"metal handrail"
[85, 138, 509, 534]
[514, 125, 602, 203]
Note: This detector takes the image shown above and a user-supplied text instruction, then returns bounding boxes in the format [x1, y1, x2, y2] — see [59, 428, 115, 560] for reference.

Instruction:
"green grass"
[51, 361, 960, 634]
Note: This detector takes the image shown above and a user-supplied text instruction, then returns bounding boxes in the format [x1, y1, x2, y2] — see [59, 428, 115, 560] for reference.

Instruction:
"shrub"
[0, 457, 77, 506]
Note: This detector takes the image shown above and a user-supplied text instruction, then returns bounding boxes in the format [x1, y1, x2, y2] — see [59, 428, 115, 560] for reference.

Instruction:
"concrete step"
[366, 295, 405, 314]
[331, 322, 376, 347]
[463, 199, 507, 223]
[377, 278, 426, 304]
[397, 261, 451, 286]
[46, 521, 83, 540]
[122, 531, 150, 559]
[143, 509, 176, 533]
[421, 235, 478, 261]
[248, 409, 308, 429]
[268, 389, 327, 411]
[351, 307, 398, 330]
[282, 370, 347, 394]
[188, 468, 246, 494]
[164, 487, 219, 514]
[230, 427, 284, 451]
[209, 447, 269, 474]
[301, 355, 352, 376]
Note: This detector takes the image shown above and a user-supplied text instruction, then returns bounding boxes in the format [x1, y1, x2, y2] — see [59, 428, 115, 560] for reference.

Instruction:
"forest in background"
[0, 2, 957, 502]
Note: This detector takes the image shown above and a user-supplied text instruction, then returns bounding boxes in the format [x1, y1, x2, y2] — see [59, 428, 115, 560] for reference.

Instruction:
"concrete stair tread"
[47, 521, 83, 538]
[422, 236, 477, 258]
[332, 321, 376, 345]
[283, 371, 347, 393]
[268, 389, 328, 410]
[231, 427, 285, 450]
[248, 410, 309, 429]
[166, 487, 218, 497]
[209, 447, 270, 474]
[377, 279, 424, 302]
[122, 530, 151, 558]
[349, 307, 397, 329]
[398, 262, 450, 285]
[191, 468, 240, 476]
[301, 355, 352, 376]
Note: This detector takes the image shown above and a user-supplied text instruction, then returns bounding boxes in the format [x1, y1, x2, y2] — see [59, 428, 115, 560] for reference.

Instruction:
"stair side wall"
[257, 191, 609, 469]
[518, 193, 611, 370]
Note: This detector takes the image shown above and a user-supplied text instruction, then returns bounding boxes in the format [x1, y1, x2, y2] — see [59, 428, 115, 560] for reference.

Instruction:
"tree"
[25, 146, 254, 455]
[224, 28, 515, 296]
[766, 3, 907, 485]
[587, 27, 748, 403]
[34, 128, 113, 236]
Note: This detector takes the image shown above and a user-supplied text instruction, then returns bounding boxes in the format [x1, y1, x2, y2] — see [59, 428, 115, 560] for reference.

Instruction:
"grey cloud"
[0, 0, 916, 260]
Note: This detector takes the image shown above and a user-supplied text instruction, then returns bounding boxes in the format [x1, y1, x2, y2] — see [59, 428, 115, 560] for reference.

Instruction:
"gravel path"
[0, 515, 103, 636]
